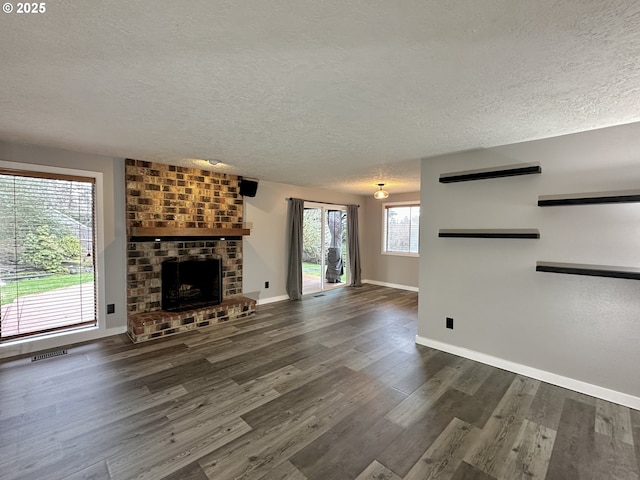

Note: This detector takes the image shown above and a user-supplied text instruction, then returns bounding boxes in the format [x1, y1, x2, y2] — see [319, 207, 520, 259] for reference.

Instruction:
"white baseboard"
[0, 325, 127, 360]
[362, 279, 419, 292]
[257, 294, 290, 305]
[415, 335, 640, 410]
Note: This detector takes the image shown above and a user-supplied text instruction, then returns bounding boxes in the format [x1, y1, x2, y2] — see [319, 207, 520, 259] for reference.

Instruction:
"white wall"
[243, 180, 366, 303]
[0, 141, 127, 358]
[418, 122, 640, 407]
[362, 192, 420, 290]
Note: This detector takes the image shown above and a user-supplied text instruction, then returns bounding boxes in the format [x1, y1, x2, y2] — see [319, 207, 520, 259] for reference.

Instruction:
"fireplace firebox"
[162, 258, 222, 312]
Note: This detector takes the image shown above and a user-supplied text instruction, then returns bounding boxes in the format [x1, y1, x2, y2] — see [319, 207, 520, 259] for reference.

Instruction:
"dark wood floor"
[1, 284, 639, 480]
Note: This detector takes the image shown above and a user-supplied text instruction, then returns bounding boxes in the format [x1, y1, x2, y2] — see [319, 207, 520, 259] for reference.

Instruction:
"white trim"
[0, 326, 127, 359]
[0, 160, 110, 349]
[381, 251, 419, 258]
[381, 201, 420, 256]
[303, 201, 348, 211]
[415, 335, 640, 410]
[257, 294, 290, 305]
[381, 201, 421, 207]
[363, 279, 419, 292]
[0, 159, 97, 178]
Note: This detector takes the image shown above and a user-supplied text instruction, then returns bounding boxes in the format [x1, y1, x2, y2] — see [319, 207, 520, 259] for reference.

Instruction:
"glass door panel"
[302, 207, 323, 294]
[302, 204, 348, 294]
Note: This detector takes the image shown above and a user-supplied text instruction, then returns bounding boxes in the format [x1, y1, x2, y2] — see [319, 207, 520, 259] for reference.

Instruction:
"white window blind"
[0, 169, 96, 341]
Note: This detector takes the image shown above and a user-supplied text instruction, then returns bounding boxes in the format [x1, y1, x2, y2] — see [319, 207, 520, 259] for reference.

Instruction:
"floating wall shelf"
[536, 261, 640, 280]
[439, 229, 540, 239]
[538, 189, 640, 206]
[439, 163, 541, 183]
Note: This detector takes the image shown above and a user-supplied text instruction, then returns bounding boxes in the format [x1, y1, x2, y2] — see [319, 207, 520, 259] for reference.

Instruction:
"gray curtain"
[286, 198, 304, 300]
[347, 204, 362, 287]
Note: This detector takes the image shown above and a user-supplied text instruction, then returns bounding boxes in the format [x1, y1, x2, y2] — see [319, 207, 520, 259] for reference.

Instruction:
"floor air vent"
[32, 349, 68, 362]
[313, 294, 326, 298]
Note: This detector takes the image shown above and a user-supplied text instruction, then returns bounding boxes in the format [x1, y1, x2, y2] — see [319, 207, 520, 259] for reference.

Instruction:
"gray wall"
[418, 122, 640, 405]
[243, 180, 366, 303]
[362, 191, 420, 290]
[0, 141, 127, 358]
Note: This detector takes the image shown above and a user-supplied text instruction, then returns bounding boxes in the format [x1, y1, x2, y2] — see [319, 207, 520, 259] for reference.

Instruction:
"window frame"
[381, 201, 420, 257]
[0, 159, 105, 345]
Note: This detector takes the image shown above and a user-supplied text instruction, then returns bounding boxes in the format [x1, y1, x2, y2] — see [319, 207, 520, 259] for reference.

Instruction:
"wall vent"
[32, 349, 68, 362]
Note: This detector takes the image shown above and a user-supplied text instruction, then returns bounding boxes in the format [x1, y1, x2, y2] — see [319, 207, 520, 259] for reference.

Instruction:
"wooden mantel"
[130, 226, 251, 241]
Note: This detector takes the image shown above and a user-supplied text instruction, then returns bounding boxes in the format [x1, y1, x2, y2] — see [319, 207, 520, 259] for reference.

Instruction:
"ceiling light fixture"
[374, 183, 389, 199]
[208, 160, 219, 166]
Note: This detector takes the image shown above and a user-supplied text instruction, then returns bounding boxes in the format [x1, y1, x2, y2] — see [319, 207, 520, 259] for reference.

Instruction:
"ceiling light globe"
[374, 184, 389, 199]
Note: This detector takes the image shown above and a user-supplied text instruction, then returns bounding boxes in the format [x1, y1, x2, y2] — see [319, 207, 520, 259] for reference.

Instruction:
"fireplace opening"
[162, 258, 222, 312]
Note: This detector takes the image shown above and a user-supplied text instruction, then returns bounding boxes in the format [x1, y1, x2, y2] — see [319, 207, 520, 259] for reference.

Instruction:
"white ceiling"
[1, 1, 639, 195]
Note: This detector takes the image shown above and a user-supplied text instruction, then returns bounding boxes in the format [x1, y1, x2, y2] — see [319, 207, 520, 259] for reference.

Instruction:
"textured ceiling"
[1, 1, 639, 195]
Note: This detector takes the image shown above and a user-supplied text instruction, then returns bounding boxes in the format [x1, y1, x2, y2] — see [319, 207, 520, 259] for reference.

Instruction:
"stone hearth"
[128, 296, 255, 343]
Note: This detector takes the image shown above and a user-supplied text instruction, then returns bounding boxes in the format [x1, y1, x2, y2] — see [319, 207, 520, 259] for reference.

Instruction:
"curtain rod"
[285, 198, 359, 207]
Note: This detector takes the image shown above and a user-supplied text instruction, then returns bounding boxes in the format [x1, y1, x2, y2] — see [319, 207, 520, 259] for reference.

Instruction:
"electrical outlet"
[446, 317, 454, 329]
[264, 281, 269, 289]
[107, 304, 115, 314]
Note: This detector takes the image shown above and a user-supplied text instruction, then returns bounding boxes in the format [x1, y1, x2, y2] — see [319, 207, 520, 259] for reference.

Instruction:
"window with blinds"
[383, 203, 420, 255]
[0, 168, 96, 341]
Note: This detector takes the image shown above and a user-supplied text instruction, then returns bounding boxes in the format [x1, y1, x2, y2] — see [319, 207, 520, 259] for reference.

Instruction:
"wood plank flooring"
[1, 284, 638, 480]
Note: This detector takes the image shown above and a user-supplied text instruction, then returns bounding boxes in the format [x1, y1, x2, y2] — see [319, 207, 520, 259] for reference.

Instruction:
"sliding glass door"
[302, 203, 349, 294]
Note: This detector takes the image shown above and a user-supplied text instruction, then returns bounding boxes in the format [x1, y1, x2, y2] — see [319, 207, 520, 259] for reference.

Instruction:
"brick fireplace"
[125, 159, 256, 342]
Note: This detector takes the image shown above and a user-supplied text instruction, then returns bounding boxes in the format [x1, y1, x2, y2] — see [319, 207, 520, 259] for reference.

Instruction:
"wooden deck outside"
[0, 282, 95, 339]
[303, 272, 347, 294]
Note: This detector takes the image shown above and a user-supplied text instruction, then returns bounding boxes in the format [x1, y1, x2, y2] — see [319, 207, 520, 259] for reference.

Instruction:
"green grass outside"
[303, 262, 323, 276]
[0, 273, 94, 306]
